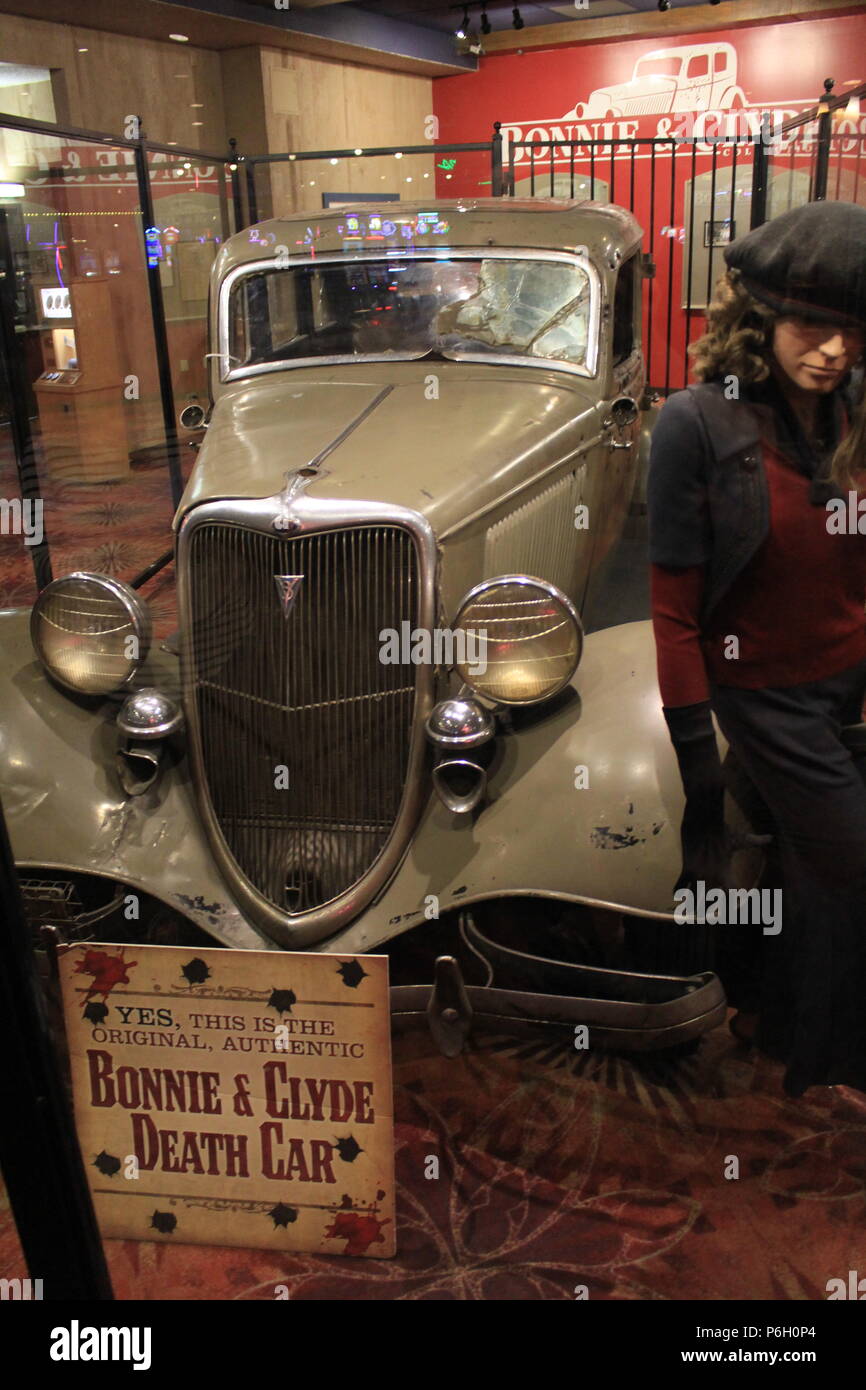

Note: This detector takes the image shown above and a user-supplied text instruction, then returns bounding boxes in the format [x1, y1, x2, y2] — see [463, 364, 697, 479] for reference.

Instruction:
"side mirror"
[179, 403, 206, 431]
[604, 396, 639, 430]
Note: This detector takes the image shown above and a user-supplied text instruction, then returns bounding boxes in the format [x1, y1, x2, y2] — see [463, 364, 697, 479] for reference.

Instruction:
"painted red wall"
[433, 13, 866, 390]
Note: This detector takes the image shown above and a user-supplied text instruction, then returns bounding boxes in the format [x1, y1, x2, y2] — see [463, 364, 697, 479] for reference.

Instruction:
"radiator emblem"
[274, 574, 305, 617]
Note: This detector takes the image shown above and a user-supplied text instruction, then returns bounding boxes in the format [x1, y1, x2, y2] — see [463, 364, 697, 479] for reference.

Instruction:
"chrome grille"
[186, 521, 419, 915]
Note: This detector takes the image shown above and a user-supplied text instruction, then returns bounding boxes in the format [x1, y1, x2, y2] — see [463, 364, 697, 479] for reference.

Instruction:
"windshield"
[633, 57, 682, 78]
[226, 257, 593, 373]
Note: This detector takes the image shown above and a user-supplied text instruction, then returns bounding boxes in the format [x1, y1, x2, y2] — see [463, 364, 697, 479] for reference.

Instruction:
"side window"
[687, 54, 710, 80]
[612, 256, 636, 364]
[714, 50, 728, 75]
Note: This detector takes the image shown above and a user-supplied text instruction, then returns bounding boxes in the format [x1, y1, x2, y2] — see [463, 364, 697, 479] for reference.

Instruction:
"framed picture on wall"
[703, 219, 735, 248]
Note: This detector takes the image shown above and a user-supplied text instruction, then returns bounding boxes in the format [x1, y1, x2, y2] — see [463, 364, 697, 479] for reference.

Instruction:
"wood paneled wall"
[0, 13, 226, 149]
[257, 49, 435, 217]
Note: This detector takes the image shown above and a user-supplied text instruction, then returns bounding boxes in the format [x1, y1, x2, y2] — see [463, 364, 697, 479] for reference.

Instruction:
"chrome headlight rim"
[30, 571, 152, 696]
[451, 573, 583, 708]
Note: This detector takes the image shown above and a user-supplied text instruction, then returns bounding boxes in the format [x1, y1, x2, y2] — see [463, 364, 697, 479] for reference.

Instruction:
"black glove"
[663, 700, 732, 894]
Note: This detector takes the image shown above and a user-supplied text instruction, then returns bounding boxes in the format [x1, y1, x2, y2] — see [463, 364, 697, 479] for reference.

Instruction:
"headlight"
[451, 575, 582, 705]
[30, 572, 151, 695]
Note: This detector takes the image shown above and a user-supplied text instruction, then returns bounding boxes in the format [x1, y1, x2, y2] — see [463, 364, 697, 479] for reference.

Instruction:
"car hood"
[176, 363, 603, 540]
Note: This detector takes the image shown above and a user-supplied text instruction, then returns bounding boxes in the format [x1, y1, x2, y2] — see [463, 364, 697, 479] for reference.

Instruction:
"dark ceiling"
[237, 0, 715, 39]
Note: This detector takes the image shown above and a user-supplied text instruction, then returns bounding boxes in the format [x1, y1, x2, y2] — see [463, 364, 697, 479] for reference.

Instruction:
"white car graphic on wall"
[567, 42, 747, 119]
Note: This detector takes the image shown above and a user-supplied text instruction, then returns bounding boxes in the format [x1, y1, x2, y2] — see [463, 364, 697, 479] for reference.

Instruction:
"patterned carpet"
[3, 1017, 865, 1300]
[0, 423, 186, 639]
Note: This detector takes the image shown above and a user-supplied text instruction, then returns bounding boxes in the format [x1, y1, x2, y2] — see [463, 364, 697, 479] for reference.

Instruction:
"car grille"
[186, 521, 419, 916]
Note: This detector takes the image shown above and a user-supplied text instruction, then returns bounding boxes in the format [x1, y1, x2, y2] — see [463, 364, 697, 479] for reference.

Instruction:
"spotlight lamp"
[480, 8, 491, 34]
[657, 0, 671, 9]
[456, 6, 469, 37]
[512, 6, 524, 28]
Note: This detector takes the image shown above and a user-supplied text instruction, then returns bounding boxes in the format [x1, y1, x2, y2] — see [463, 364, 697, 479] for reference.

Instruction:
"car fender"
[328, 618, 759, 956]
[0, 609, 275, 951]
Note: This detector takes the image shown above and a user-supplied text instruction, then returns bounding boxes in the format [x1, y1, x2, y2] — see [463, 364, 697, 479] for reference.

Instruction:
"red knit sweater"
[652, 427, 866, 706]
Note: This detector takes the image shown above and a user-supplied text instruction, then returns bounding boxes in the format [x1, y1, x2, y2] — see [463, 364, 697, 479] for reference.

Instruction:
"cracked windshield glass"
[229, 258, 591, 370]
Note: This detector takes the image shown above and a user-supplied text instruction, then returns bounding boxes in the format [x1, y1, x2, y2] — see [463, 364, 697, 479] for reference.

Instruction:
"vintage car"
[3, 198, 761, 1052]
[570, 43, 747, 120]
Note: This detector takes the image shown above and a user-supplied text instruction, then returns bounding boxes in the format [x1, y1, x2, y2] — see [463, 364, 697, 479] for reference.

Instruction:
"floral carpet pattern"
[0, 428, 186, 640]
[3, 1018, 866, 1301]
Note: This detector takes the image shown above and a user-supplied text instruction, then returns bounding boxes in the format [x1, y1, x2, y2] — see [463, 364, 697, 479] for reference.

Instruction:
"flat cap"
[723, 200, 866, 329]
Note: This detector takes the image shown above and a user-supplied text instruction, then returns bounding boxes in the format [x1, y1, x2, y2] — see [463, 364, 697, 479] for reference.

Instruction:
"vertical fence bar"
[570, 141, 575, 198]
[647, 140, 656, 389]
[751, 114, 769, 228]
[630, 141, 636, 210]
[0, 209, 52, 590]
[246, 159, 259, 225]
[683, 137, 698, 390]
[135, 141, 184, 510]
[610, 138, 615, 205]
[665, 139, 675, 397]
[705, 141, 720, 309]
[814, 79, 834, 200]
[229, 139, 244, 231]
[491, 122, 503, 197]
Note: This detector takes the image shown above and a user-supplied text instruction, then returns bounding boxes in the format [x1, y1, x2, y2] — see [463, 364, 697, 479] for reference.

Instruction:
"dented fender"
[331, 618, 756, 955]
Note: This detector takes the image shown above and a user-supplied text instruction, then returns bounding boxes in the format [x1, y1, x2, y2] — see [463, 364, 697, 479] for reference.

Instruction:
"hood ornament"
[272, 466, 329, 533]
[274, 574, 304, 617]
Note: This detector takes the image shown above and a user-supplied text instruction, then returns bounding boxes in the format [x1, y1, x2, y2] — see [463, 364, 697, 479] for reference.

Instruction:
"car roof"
[214, 198, 644, 279]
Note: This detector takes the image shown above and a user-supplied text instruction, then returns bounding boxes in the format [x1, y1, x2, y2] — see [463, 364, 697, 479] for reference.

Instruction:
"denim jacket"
[647, 372, 853, 625]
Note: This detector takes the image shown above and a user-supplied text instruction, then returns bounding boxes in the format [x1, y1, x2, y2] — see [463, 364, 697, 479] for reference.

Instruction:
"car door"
[581, 254, 644, 616]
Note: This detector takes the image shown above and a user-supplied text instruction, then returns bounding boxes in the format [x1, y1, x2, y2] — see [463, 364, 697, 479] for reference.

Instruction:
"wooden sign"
[57, 942, 395, 1258]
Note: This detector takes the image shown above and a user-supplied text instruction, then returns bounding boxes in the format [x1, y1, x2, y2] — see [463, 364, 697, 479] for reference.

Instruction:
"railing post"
[0, 208, 51, 590]
[814, 77, 834, 201]
[228, 137, 244, 232]
[750, 113, 770, 229]
[133, 130, 184, 510]
[491, 121, 503, 197]
[246, 160, 259, 225]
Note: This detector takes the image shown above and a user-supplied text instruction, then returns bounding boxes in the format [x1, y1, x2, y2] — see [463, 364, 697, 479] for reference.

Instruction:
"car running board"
[390, 934, 726, 1058]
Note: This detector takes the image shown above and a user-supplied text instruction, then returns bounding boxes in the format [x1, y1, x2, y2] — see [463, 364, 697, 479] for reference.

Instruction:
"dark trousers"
[710, 656, 866, 1097]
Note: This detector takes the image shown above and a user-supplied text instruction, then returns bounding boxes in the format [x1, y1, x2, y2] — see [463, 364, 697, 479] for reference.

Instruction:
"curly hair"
[688, 266, 777, 384]
[690, 266, 866, 493]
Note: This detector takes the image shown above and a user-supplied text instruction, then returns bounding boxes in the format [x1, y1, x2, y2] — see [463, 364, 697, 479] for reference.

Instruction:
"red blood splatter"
[73, 948, 137, 1003]
[323, 1211, 390, 1257]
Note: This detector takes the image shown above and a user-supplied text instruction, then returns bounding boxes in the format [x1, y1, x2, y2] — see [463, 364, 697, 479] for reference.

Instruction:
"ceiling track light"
[657, 0, 671, 9]
[512, 6, 524, 28]
[480, 8, 491, 34]
[456, 5, 469, 38]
